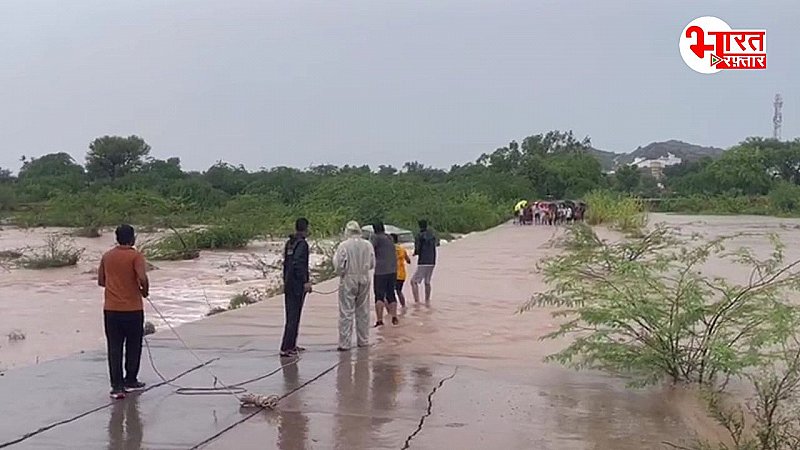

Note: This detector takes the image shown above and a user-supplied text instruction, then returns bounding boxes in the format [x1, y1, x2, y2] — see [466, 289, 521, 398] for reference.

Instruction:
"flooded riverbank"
[4, 214, 800, 372]
[0, 227, 324, 371]
[2, 214, 796, 448]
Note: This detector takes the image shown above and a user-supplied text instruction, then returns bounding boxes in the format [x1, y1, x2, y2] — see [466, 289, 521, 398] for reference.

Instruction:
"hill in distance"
[588, 140, 725, 171]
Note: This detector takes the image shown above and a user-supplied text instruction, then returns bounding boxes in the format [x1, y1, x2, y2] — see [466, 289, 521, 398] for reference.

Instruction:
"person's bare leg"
[424, 267, 433, 304]
[397, 290, 406, 307]
[388, 302, 399, 324]
[411, 281, 420, 303]
[375, 300, 385, 326]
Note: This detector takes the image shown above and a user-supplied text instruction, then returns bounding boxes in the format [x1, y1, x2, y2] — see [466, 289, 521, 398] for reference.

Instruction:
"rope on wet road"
[146, 296, 290, 407]
[145, 296, 341, 418]
[312, 287, 339, 295]
[188, 362, 342, 450]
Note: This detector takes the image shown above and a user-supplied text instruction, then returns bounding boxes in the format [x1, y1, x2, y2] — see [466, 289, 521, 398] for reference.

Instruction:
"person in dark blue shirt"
[411, 219, 438, 305]
[280, 218, 312, 357]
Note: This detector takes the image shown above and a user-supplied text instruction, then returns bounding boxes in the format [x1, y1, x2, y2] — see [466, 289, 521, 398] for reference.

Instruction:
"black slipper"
[374, 321, 384, 328]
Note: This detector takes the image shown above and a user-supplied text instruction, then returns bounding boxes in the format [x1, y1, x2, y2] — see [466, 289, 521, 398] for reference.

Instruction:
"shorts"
[374, 273, 397, 303]
[395, 279, 405, 292]
[411, 265, 435, 284]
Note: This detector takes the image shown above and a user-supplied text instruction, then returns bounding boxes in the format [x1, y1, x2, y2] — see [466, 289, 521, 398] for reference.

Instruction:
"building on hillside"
[630, 153, 683, 179]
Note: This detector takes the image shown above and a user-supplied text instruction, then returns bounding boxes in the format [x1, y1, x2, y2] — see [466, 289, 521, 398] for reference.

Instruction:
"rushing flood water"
[3, 214, 800, 448]
[0, 227, 323, 371]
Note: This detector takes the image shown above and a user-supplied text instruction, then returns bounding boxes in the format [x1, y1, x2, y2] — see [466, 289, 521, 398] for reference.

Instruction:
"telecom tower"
[773, 93, 783, 140]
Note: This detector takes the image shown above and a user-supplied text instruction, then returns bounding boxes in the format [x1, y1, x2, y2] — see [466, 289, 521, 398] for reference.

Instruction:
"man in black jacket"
[280, 218, 312, 357]
[411, 219, 437, 305]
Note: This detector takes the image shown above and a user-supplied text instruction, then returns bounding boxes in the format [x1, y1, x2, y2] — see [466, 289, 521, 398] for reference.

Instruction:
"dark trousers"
[104, 310, 144, 389]
[280, 285, 306, 352]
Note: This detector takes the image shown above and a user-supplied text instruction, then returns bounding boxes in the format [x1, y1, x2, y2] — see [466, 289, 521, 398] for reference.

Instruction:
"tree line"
[0, 132, 798, 236]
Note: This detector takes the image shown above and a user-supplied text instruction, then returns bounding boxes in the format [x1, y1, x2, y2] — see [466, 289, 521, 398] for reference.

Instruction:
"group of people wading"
[514, 200, 587, 226]
[279, 218, 437, 357]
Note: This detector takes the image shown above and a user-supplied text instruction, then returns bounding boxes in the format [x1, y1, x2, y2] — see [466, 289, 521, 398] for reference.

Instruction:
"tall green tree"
[19, 153, 84, 180]
[18, 153, 87, 200]
[377, 165, 398, 176]
[204, 161, 249, 195]
[86, 135, 151, 180]
[614, 165, 641, 193]
[708, 145, 773, 195]
[0, 167, 13, 183]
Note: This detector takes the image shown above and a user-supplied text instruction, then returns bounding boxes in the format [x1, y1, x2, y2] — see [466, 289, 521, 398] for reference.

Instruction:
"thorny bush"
[19, 234, 85, 269]
[520, 222, 800, 387]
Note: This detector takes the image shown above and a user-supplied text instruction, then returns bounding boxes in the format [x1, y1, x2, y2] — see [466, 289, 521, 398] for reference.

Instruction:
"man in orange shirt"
[98, 224, 150, 399]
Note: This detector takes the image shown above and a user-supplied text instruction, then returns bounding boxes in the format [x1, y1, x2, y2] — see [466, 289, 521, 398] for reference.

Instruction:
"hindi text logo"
[679, 16, 766, 74]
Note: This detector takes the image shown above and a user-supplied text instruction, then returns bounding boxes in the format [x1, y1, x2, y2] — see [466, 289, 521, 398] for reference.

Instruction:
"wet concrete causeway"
[0, 222, 709, 449]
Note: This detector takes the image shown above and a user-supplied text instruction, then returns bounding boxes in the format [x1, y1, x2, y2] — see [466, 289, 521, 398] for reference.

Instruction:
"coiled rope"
[145, 297, 284, 409]
[143, 284, 343, 408]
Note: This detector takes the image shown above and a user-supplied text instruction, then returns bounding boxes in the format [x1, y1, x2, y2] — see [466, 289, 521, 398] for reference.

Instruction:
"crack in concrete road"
[401, 366, 459, 450]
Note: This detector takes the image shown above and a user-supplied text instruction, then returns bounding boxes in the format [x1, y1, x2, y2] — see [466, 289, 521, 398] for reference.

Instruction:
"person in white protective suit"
[332, 220, 376, 351]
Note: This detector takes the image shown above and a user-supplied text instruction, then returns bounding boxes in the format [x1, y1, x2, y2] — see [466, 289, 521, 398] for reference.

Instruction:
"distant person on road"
[98, 224, 149, 400]
[411, 219, 437, 305]
[370, 221, 399, 327]
[392, 233, 412, 308]
[280, 218, 312, 358]
[333, 221, 375, 351]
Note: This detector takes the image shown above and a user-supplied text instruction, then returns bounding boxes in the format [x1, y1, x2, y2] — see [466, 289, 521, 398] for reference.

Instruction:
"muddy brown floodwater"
[0, 227, 323, 371]
[2, 214, 800, 449]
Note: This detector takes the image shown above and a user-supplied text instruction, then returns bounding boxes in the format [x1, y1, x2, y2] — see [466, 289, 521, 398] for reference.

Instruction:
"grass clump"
[19, 234, 84, 269]
[206, 306, 226, 316]
[584, 190, 646, 233]
[0, 250, 23, 260]
[228, 291, 260, 310]
[207, 287, 278, 316]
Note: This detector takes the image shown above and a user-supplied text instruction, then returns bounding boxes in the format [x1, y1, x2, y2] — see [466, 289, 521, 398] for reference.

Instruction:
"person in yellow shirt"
[391, 234, 412, 308]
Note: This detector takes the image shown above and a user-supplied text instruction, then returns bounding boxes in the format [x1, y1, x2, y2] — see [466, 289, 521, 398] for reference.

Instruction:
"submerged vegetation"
[18, 234, 84, 269]
[141, 226, 252, 261]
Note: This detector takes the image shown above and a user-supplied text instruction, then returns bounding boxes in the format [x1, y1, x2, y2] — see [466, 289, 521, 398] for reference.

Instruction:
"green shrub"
[584, 190, 646, 233]
[522, 224, 800, 387]
[0, 185, 17, 211]
[769, 182, 800, 214]
[193, 226, 252, 249]
[228, 293, 258, 310]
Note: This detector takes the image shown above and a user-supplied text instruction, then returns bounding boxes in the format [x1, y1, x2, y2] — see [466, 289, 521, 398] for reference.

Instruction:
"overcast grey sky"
[0, 0, 796, 172]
